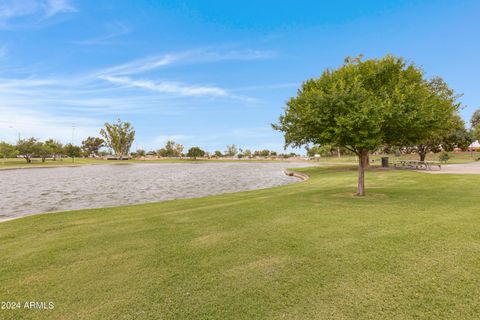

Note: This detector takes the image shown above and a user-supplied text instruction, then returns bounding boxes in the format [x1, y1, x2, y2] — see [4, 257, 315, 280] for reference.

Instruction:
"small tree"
[273, 55, 459, 196]
[439, 152, 450, 163]
[157, 141, 184, 157]
[82, 136, 105, 157]
[16, 138, 39, 163]
[37, 142, 52, 163]
[442, 124, 474, 152]
[174, 142, 184, 157]
[225, 144, 238, 157]
[45, 139, 63, 160]
[64, 143, 82, 163]
[254, 149, 271, 157]
[472, 109, 480, 142]
[214, 150, 223, 158]
[187, 146, 205, 159]
[408, 114, 467, 161]
[136, 149, 146, 157]
[471, 109, 480, 128]
[100, 119, 135, 160]
[0, 142, 17, 161]
[474, 126, 480, 143]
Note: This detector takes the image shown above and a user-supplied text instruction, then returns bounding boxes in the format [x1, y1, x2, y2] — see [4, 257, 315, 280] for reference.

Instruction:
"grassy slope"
[1, 167, 480, 319]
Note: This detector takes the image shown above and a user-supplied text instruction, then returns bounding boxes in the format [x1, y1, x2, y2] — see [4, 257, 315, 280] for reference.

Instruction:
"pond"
[0, 162, 310, 221]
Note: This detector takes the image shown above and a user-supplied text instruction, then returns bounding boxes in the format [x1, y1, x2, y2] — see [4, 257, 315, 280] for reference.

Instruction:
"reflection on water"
[0, 162, 310, 220]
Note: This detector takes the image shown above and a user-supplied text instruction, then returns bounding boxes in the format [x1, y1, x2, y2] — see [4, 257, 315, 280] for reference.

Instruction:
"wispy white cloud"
[74, 22, 130, 45]
[0, 77, 57, 88]
[0, 46, 272, 143]
[0, 75, 185, 115]
[0, 0, 76, 28]
[43, 0, 76, 18]
[93, 48, 273, 100]
[97, 49, 276, 76]
[99, 75, 229, 97]
[0, 105, 100, 144]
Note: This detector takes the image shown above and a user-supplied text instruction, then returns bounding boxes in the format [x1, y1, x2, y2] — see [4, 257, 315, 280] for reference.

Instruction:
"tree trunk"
[357, 150, 368, 196]
[361, 153, 370, 168]
[419, 151, 426, 162]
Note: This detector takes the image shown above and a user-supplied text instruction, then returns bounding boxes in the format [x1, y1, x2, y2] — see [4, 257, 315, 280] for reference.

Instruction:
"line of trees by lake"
[0, 118, 301, 163]
[133, 141, 299, 159]
[0, 119, 134, 163]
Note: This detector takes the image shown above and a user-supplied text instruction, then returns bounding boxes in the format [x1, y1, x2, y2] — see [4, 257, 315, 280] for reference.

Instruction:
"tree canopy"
[225, 144, 238, 157]
[273, 55, 460, 195]
[16, 138, 40, 163]
[82, 137, 105, 157]
[471, 109, 480, 128]
[158, 140, 184, 157]
[100, 119, 135, 160]
[187, 146, 205, 159]
[0, 142, 17, 158]
[64, 143, 82, 162]
[472, 109, 480, 142]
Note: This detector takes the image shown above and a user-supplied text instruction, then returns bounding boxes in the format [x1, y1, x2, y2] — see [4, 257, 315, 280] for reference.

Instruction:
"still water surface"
[0, 162, 309, 221]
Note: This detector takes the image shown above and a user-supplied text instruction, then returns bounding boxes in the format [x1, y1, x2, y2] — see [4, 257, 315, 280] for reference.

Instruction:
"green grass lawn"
[1, 166, 480, 319]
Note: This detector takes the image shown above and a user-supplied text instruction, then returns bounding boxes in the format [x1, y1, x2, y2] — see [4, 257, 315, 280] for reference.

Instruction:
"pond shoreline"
[0, 162, 311, 222]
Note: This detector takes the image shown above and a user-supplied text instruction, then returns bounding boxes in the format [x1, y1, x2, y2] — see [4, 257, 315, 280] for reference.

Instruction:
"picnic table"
[393, 160, 441, 170]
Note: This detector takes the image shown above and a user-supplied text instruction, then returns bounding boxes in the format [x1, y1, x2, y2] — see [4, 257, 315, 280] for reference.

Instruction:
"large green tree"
[100, 119, 135, 160]
[0, 142, 17, 160]
[225, 144, 238, 157]
[64, 143, 82, 163]
[37, 142, 52, 163]
[187, 146, 205, 159]
[408, 114, 471, 161]
[273, 55, 459, 196]
[158, 140, 184, 157]
[472, 109, 480, 142]
[471, 109, 480, 128]
[81, 137, 105, 157]
[15, 138, 40, 163]
[45, 139, 63, 160]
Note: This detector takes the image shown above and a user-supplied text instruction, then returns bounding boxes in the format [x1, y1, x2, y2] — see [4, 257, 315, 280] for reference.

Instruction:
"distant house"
[106, 155, 132, 160]
[467, 140, 480, 152]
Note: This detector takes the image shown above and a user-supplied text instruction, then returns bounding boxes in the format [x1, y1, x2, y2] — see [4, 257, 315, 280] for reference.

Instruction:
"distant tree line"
[0, 119, 135, 163]
[134, 142, 299, 160]
[0, 138, 85, 163]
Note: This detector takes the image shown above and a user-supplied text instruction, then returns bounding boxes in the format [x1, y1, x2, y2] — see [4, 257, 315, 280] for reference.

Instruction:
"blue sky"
[0, 0, 478, 153]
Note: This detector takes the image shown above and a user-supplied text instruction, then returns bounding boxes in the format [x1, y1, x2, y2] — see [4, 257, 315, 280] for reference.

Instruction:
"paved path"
[423, 162, 480, 174]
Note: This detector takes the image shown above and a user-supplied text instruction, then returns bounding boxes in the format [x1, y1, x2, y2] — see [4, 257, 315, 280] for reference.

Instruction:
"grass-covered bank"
[1, 167, 480, 319]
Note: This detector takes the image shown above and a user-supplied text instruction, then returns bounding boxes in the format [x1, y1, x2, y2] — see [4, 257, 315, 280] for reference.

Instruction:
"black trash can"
[381, 157, 389, 168]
